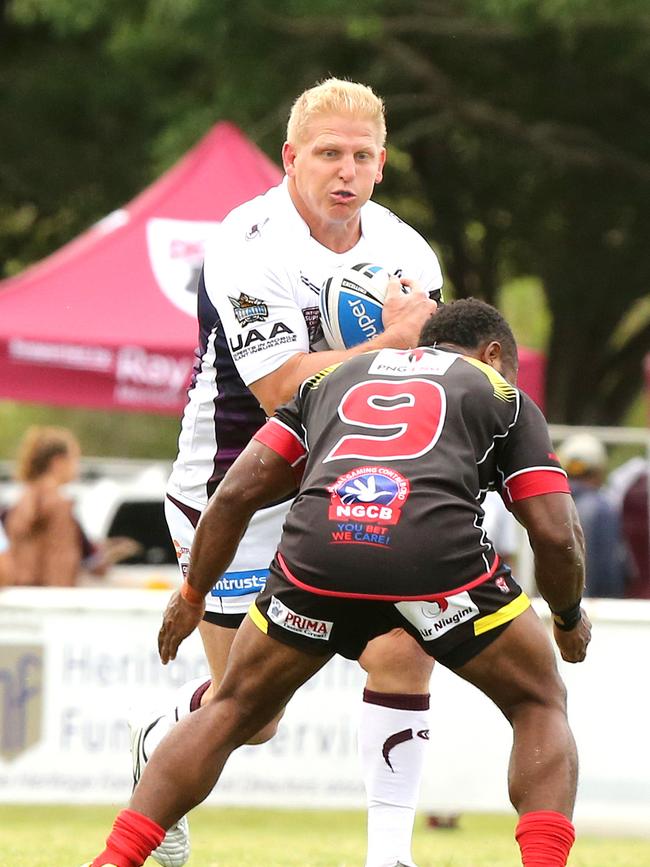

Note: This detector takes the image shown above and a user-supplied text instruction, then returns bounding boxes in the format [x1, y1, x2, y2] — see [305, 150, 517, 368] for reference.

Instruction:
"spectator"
[3, 426, 139, 586]
[609, 457, 650, 598]
[557, 433, 628, 598]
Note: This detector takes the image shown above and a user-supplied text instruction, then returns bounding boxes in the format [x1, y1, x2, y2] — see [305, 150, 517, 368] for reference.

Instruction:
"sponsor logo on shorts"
[210, 570, 268, 598]
[495, 575, 510, 594]
[328, 467, 410, 536]
[267, 596, 333, 641]
[396, 593, 479, 640]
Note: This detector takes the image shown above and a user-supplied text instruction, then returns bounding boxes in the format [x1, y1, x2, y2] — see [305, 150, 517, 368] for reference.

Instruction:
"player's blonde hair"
[287, 78, 386, 146]
[15, 426, 80, 482]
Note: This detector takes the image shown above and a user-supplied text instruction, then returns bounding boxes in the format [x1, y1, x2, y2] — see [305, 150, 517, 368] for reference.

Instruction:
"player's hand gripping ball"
[319, 263, 404, 350]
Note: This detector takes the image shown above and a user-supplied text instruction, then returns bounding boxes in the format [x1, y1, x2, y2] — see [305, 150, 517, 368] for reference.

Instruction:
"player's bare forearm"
[159, 442, 296, 663]
[513, 493, 591, 661]
[186, 440, 296, 598]
[512, 493, 586, 611]
[251, 346, 366, 414]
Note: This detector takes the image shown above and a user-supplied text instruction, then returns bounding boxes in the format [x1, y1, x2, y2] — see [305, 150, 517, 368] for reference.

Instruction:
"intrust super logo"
[0, 645, 44, 761]
[328, 466, 410, 525]
[267, 596, 333, 641]
[210, 570, 268, 598]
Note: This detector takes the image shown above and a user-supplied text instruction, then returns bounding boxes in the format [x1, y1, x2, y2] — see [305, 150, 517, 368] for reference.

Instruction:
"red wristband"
[180, 581, 204, 607]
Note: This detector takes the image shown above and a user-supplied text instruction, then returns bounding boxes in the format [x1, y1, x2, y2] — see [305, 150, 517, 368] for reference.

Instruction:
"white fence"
[0, 587, 648, 836]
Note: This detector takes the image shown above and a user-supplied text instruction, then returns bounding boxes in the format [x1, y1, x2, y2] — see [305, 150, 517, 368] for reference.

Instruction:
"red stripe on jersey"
[253, 419, 306, 466]
[505, 468, 570, 502]
[276, 551, 500, 602]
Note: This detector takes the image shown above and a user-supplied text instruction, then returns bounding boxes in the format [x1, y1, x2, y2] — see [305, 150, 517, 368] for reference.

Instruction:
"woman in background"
[4, 426, 138, 586]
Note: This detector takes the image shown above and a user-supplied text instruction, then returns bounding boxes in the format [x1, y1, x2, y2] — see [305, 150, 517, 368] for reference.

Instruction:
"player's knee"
[359, 628, 433, 692]
[245, 712, 283, 745]
[503, 671, 568, 724]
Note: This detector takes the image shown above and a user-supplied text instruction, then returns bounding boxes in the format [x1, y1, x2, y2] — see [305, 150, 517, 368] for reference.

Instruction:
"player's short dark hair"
[420, 298, 518, 367]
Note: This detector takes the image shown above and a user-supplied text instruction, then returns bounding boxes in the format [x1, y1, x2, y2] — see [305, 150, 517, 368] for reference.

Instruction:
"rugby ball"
[319, 263, 393, 350]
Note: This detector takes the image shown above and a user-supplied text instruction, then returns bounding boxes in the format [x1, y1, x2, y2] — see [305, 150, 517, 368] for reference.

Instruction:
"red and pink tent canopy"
[0, 122, 281, 415]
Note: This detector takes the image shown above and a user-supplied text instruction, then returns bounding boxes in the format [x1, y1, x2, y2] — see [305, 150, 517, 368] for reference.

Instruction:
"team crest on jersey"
[228, 293, 269, 326]
[328, 466, 410, 526]
[146, 218, 220, 317]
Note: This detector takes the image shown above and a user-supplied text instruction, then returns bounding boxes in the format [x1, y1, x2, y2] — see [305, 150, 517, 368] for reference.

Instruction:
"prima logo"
[0, 645, 44, 761]
[267, 596, 333, 640]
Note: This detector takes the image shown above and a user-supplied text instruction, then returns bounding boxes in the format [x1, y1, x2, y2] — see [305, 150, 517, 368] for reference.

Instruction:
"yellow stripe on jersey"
[248, 602, 269, 634]
[462, 356, 517, 403]
[473, 592, 530, 636]
[303, 363, 342, 391]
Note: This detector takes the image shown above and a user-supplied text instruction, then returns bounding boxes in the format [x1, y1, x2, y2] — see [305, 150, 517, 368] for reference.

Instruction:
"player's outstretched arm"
[158, 440, 297, 664]
[511, 492, 591, 663]
[250, 277, 438, 415]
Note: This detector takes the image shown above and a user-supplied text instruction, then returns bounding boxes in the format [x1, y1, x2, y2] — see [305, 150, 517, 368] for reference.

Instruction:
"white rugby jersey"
[167, 178, 443, 508]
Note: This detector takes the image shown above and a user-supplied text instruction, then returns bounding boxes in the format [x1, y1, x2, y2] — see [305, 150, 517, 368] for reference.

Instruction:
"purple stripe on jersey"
[196, 268, 266, 500]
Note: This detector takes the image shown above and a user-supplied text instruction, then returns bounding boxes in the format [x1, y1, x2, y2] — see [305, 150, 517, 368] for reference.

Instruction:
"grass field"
[2, 805, 649, 866]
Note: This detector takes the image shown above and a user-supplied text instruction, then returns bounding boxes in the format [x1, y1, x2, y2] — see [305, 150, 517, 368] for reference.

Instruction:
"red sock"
[515, 811, 575, 866]
[91, 808, 166, 867]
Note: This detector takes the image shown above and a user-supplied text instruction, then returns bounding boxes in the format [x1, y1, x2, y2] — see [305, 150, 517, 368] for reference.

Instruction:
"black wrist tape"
[552, 600, 582, 632]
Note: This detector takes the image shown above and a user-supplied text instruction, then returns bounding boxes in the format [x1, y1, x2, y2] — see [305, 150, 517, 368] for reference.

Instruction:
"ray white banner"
[0, 588, 648, 835]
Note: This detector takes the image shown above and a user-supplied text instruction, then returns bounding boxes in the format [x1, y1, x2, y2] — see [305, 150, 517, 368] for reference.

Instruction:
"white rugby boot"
[129, 714, 191, 867]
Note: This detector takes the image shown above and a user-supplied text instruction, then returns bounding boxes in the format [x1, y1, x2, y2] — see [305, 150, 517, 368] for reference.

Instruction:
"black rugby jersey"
[254, 346, 569, 600]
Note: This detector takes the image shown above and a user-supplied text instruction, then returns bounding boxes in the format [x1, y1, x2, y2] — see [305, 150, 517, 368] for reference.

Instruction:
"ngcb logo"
[328, 466, 410, 525]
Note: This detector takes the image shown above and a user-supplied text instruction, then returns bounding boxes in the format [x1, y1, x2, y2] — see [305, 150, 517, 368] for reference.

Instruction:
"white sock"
[141, 676, 211, 755]
[359, 689, 430, 867]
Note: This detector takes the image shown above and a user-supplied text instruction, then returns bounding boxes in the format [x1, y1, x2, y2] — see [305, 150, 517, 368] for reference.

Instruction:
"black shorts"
[250, 559, 530, 670]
